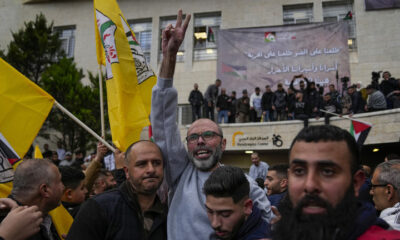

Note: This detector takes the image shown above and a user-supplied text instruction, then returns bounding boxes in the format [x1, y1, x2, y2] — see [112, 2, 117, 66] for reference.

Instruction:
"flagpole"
[319, 109, 372, 125]
[54, 101, 116, 152]
[98, 65, 105, 137]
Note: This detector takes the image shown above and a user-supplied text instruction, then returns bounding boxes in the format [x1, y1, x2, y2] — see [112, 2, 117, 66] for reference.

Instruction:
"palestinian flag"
[350, 120, 372, 146]
[344, 11, 352, 20]
[148, 124, 154, 142]
[221, 63, 247, 80]
[207, 27, 215, 42]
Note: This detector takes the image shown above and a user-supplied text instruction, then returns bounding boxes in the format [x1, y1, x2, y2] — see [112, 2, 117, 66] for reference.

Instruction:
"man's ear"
[66, 189, 73, 201]
[123, 166, 129, 180]
[221, 138, 227, 152]
[386, 184, 395, 201]
[243, 198, 253, 217]
[280, 178, 288, 190]
[39, 184, 49, 198]
[353, 169, 365, 197]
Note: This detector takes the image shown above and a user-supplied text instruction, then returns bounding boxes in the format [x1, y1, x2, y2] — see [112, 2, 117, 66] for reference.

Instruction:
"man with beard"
[91, 169, 117, 196]
[151, 10, 272, 240]
[273, 125, 400, 240]
[264, 164, 288, 209]
[66, 141, 167, 240]
[204, 166, 271, 240]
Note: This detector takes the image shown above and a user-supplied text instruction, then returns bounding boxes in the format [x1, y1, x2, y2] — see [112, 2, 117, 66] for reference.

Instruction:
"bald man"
[150, 10, 272, 240]
[67, 141, 167, 240]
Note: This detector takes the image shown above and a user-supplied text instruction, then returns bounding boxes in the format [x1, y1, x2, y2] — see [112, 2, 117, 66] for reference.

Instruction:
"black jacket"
[66, 181, 167, 240]
[261, 92, 274, 111]
[349, 91, 365, 114]
[216, 94, 231, 111]
[188, 89, 203, 106]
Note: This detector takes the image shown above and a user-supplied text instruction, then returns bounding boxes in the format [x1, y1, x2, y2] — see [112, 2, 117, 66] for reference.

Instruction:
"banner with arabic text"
[217, 22, 349, 96]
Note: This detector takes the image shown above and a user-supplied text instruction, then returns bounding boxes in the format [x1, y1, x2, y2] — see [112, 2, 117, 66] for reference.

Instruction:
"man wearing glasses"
[150, 10, 272, 240]
[370, 160, 400, 231]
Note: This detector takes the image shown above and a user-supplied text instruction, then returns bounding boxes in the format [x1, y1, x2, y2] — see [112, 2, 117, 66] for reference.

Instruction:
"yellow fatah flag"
[0, 58, 55, 158]
[34, 145, 43, 159]
[49, 205, 74, 239]
[94, 0, 156, 151]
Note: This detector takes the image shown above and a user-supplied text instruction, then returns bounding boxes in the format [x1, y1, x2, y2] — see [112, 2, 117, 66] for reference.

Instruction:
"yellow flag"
[49, 205, 74, 239]
[0, 58, 55, 158]
[34, 145, 44, 159]
[94, 0, 156, 151]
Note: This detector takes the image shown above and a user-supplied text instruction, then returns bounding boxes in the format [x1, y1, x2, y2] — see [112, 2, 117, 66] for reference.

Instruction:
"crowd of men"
[0, 10, 400, 240]
[189, 72, 400, 125]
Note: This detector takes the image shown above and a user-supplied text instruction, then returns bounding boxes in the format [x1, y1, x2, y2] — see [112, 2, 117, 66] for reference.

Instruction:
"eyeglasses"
[186, 131, 222, 143]
[371, 183, 388, 189]
[371, 183, 397, 190]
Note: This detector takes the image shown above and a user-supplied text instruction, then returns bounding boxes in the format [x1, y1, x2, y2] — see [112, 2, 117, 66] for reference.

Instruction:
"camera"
[371, 71, 381, 82]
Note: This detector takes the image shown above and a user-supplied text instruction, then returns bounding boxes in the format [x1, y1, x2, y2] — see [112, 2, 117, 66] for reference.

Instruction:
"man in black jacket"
[4, 159, 65, 240]
[204, 166, 271, 240]
[188, 83, 204, 122]
[347, 85, 365, 114]
[216, 88, 231, 124]
[228, 91, 237, 123]
[66, 141, 167, 240]
[261, 85, 274, 122]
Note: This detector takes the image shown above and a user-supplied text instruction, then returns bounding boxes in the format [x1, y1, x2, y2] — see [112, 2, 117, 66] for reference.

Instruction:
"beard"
[188, 144, 223, 171]
[273, 186, 358, 240]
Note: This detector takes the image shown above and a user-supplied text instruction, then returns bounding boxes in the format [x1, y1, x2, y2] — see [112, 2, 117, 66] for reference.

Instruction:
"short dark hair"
[203, 166, 249, 203]
[59, 166, 85, 190]
[216, 79, 222, 83]
[289, 125, 360, 174]
[269, 164, 289, 179]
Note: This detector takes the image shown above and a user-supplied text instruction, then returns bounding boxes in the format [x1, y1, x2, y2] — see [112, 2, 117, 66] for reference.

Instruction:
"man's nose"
[304, 171, 321, 194]
[197, 135, 206, 144]
[146, 162, 156, 173]
[210, 214, 221, 229]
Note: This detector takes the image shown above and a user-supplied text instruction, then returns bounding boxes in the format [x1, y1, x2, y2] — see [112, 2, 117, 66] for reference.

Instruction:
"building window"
[193, 12, 221, 61]
[54, 26, 75, 58]
[159, 16, 186, 62]
[129, 19, 152, 63]
[323, 1, 357, 50]
[283, 3, 313, 25]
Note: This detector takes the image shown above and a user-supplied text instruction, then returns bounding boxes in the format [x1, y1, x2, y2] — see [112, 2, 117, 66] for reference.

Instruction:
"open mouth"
[195, 149, 212, 159]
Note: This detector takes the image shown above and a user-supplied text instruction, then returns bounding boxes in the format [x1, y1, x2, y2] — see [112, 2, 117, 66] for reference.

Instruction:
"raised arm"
[151, 10, 191, 189]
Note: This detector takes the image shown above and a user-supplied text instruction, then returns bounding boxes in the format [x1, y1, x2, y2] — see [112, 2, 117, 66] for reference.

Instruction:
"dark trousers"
[204, 103, 215, 121]
[296, 114, 309, 127]
[191, 105, 202, 122]
[229, 112, 236, 123]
